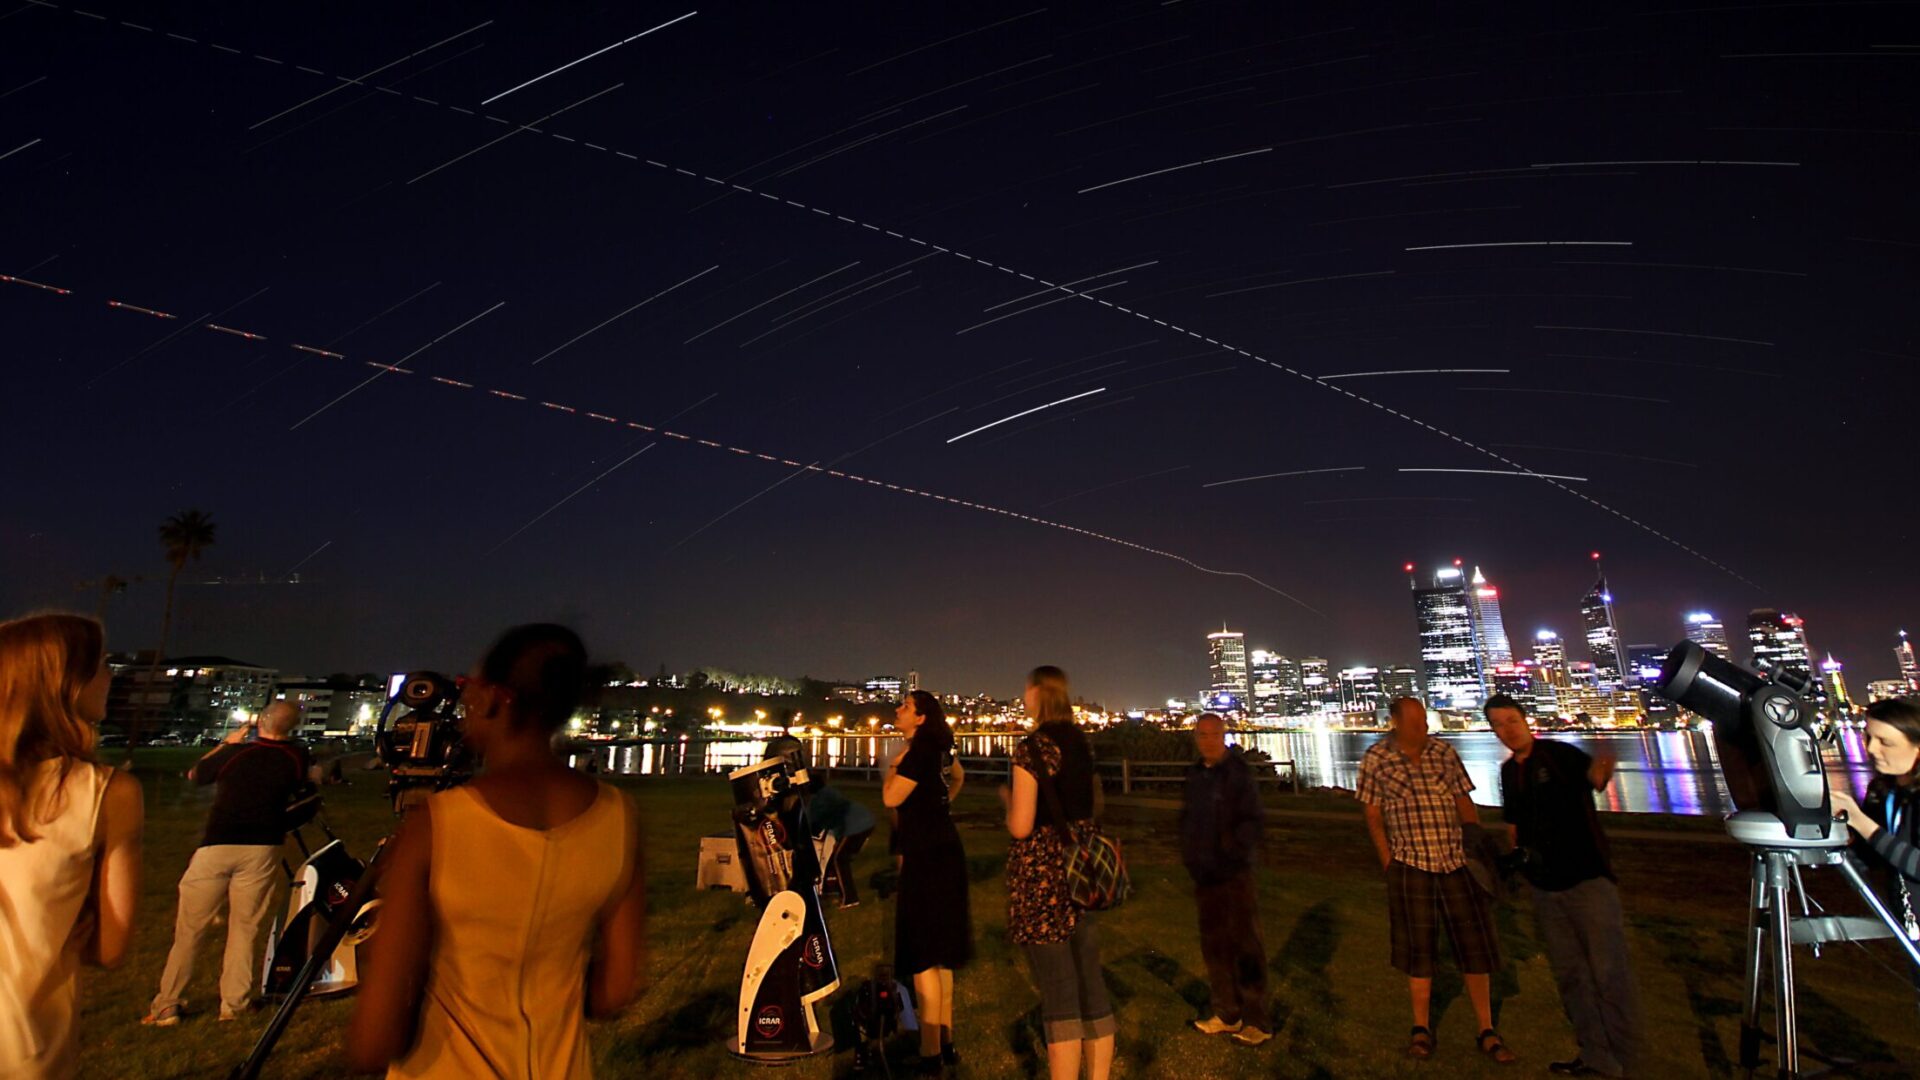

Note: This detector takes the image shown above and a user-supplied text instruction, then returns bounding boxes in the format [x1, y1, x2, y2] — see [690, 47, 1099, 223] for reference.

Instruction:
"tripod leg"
[1834, 852, 1920, 967]
[1767, 860, 1799, 1078]
[1740, 856, 1767, 1074]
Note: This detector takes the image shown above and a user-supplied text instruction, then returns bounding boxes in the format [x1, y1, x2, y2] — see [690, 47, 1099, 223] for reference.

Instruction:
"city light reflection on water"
[580, 725, 1881, 817]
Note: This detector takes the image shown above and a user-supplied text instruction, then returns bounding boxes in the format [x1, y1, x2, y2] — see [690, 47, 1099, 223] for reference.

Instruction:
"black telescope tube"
[1657, 641, 1762, 733]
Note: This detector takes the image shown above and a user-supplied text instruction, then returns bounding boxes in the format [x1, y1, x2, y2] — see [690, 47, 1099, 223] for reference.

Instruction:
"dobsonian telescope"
[725, 741, 840, 1061]
[1658, 641, 1920, 1079]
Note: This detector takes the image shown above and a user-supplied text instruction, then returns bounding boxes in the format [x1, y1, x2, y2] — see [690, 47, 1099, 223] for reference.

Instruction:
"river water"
[577, 726, 1882, 817]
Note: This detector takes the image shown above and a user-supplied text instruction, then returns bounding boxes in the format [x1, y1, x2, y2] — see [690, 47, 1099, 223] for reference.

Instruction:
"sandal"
[1476, 1028, 1517, 1065]
[1408, 1026, 1436, 1059]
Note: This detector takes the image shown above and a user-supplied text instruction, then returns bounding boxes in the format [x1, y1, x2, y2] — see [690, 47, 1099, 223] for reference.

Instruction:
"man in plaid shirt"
[1356, 698, 1515, 1064]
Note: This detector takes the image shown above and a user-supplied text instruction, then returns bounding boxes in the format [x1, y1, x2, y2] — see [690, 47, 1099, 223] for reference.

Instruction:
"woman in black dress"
[883, 689, 973, 1075]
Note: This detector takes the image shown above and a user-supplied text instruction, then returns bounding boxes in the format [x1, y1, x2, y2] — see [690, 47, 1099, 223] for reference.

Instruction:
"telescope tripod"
[1737, 822, 1920, 1079]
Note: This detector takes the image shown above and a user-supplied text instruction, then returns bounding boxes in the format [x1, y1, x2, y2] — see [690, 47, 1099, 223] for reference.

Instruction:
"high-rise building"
[1898, 631, 1919, 692]
[1821, 655, 1855, 715]
[1624, 643, 1670, 725]
[1412, 564, 1484, 711]
[1299, 657, 1336, 714]
[1470, 566, 1513, 674]
[1580, 556, 1625, 691]
[1338, 667, 1385, 714]
[1249, 649, 1284, 719]
[1684, 612, 1730, 660]
[1869, 679, 1912, 704]
[1207, 628, 1250, 713]
[1532, 630, 1569, 688]
[1747, 609, 1812, 683]
[1488, 663, 1533, 705]
[1381, 664, 1420, 703]
[1275, 654, 1305, 716]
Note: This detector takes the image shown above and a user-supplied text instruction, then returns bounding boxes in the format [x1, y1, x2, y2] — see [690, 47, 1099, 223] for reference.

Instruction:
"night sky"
[4, 1, 1917, 704]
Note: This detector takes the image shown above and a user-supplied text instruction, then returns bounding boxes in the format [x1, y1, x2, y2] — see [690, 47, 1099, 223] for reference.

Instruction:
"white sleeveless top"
[0, 759, 112, 1080]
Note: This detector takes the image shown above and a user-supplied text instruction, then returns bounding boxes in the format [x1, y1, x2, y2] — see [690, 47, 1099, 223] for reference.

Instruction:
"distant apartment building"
[108, 655, 278, 733]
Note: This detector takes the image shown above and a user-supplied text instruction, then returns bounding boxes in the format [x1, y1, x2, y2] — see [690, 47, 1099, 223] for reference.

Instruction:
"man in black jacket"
[1180, 713, 1270, 1046]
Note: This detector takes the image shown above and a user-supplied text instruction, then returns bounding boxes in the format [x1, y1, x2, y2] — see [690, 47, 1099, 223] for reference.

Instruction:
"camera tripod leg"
[1740, 858, 1767, 1074]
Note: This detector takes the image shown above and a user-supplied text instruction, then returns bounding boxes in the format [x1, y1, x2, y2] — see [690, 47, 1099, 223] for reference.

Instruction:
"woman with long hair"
[1831, 697, 1920, 941]
[347, 625, 646, 1077]
[1001, 666, 1114, 1080]
[883, 689, 973, 1075]
[0, 613, 144, 1079]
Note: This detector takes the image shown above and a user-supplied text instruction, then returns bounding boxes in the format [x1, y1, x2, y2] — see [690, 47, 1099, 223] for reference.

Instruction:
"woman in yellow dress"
[348, 624, 646, 1078]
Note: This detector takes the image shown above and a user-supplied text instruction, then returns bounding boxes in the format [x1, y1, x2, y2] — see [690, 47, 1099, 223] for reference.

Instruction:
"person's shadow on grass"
[1267, 899, 1343, 1076]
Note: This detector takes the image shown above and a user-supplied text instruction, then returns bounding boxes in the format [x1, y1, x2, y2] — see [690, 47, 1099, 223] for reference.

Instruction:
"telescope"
[1657, 641, 1920, 1078]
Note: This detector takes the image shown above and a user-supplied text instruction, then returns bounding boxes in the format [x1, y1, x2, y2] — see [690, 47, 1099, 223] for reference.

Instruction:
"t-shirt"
[189, 739, 311, 847]
[1354, 736, 1472, 873]
[1500, 738, 1613, 891]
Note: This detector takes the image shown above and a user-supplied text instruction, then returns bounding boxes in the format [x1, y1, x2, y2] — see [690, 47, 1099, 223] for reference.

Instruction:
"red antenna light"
[1590, 551, 1601, 561]
[1452, 557, 1463, 567]
[1402, 562, 1415, 573]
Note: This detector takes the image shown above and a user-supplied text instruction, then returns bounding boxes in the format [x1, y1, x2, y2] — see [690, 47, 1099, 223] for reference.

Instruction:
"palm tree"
[130, 510, 217, 754]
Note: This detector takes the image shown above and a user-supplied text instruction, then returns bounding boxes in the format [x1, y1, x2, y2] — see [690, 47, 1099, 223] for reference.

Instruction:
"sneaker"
[1548, 1060, 1587, 1076]
[141, 1004, 183, 1027]
[1231, 1026, 1273, 1047]
[1191, 1015, 1243, 1036]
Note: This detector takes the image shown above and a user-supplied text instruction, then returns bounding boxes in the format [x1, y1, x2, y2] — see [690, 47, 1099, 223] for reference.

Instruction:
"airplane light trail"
[6, 262, 1317, 605]
[289, 300, 502, 430]
[480, 11, 696, 105]
[946, 388, 1107, 443]
[1399, 467, 1590, 482]
[249, 19, 493, 129]
[1, 272, 71, 294]
[1202, 466, 1366, 489]
[24, 5, 1762, 589]
[107, 300, 176, 318]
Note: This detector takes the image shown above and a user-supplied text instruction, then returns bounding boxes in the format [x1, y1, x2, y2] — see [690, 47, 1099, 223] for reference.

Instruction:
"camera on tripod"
[373, 671, 475, 811]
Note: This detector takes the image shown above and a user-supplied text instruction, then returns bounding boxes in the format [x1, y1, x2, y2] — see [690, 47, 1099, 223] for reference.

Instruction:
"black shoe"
[915, 1054, 943, 1077]
[941, 1040, 958, 1067]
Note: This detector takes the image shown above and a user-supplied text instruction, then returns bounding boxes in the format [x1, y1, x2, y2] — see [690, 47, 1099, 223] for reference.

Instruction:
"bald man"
[145, 701, 311, 1026]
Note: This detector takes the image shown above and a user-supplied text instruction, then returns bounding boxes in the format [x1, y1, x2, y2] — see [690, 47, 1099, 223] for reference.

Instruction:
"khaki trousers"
[151, 845, 281, 1016]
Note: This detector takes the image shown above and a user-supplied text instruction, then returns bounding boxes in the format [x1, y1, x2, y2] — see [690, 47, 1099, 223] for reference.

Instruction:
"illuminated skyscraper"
[1249, 649, 1284, 719]
[1624, 643, 1669, 725]
[1412, 563, 1484, 711]
[1338, 666, 1385, 714]
[1747, 609, 1812, 682]
[1870, 679, 1912, 704]
[1207, 628, 1249, 712]
[1821, 655, 1855, 714]
[1532, 630, 1569, 688]
[1580, 556, 1625, 691]
[1898, 631, 1919, 692]
[1300, 657, 1336, 714]
[1382, 664, 1420, 703]
[1470, 566, 1513, 673]
[1684, 612, 1730, 660]
[1275, 654, 1305, 716]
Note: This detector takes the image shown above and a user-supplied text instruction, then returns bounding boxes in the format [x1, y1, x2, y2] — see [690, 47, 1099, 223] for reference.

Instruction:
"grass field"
[73, 750, 1920, 1078]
